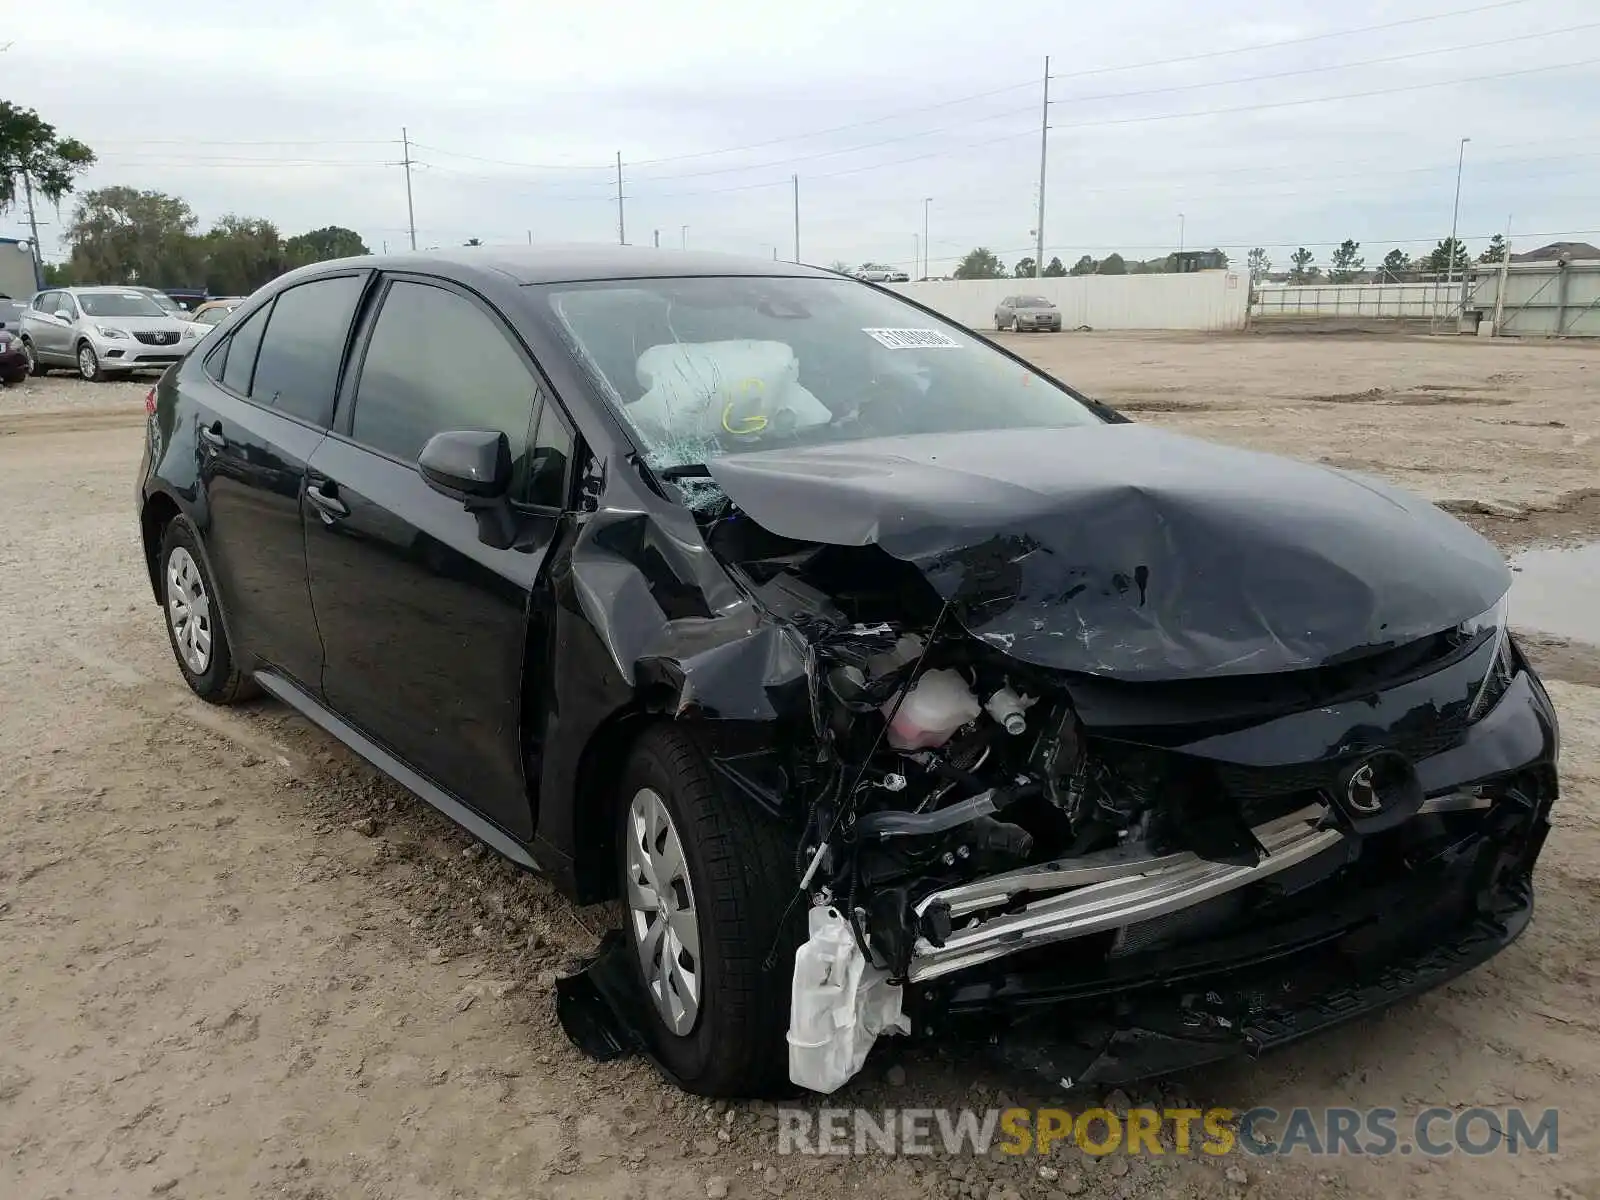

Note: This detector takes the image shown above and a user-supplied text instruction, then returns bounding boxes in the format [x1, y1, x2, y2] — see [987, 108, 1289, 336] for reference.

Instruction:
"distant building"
[1511, 241, 1600, 264]
[0, 237, 40, 300]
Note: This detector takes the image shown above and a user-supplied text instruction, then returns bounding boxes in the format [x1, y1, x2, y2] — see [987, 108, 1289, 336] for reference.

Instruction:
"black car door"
[187, 273, 368, 687]
[302, 275, 574, 841]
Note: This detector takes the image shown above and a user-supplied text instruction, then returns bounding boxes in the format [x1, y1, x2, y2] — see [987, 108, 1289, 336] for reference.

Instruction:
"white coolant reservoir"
[984, 685, 1037, 735]
[883, 668, 981, 750]
[788, 906, 909, 1094]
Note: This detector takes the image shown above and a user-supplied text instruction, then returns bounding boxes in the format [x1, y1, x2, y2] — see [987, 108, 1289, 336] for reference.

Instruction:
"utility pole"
[21, 171, 43, 289]
[1178, 213, 1185, 258]
[1492, 215, 1512, 336]
[615, 152, 626, 246]
[653, 229, 660, 248]
[1034, 56, 1050, 279]
[401, 127, 417, 250]
[680, 225, 688, 251]
[914, 233, 920, 279]
[792, 174, 800, 262]
[526, 229, 532, 245]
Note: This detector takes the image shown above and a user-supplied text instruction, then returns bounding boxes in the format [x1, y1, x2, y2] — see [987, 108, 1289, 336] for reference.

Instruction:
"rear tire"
[21, 338, 46, 376]
[159, 518, 254, 704]
[616, 725, 801, 1096]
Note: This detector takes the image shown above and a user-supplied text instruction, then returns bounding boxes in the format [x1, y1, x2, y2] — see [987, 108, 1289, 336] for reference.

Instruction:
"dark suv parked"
[138, 248, 1557, 1098]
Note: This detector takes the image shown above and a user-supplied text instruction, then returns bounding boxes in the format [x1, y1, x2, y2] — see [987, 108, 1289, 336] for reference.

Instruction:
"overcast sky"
[4, 0, 1598, 273]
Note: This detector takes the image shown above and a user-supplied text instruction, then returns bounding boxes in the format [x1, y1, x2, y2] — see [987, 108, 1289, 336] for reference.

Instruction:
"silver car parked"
[994, 293, 1062, 332]
[20, 286, 202, 381]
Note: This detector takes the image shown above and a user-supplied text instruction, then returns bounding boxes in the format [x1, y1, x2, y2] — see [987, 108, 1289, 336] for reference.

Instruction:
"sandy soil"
[2, 333, 1598, 1200]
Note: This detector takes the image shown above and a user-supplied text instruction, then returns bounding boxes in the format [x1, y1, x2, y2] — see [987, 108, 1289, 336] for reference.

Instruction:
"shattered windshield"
[542, 276, 1101, 483]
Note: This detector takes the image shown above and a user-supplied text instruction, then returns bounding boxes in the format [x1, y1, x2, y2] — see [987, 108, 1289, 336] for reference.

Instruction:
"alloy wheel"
[21, 339, 36, 374]
[78, 345, 97, 380]
[166, 546, 213, 675]
[624, 786, 702, 1036]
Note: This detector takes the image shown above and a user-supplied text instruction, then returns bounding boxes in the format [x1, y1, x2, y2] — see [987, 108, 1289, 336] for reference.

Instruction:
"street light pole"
[922, 197, 932, 279]
[1445, 136, 1471, 304]
[680, 225, 689, 251]
[1178, 213, 1185, 259]
[1034, 56, 1049, 280]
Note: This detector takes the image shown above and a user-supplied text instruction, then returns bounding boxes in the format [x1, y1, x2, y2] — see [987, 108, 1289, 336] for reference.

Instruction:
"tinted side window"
[525, 404, 573, 509]
[350, 280, 536, 465]
[250, 276, 364, 427]
[220, 303, 270, 394]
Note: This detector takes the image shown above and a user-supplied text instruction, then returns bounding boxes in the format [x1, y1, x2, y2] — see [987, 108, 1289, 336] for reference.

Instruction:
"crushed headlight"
[1464, 590, 1513, 721]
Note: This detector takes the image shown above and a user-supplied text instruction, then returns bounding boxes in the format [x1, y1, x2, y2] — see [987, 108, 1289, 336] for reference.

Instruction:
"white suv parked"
[20, 286, 201, 381]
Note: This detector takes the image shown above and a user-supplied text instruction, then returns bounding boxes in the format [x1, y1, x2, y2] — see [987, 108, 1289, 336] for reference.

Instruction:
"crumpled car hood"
[703, 425, 1511, 680]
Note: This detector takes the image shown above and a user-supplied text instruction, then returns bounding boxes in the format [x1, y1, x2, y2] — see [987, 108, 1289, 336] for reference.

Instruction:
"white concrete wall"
[886, 270, 1249, 332]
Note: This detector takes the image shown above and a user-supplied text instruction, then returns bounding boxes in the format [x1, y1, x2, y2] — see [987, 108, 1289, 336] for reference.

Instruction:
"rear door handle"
[198, 422, 226, 449]
[305, 480, 350, 522]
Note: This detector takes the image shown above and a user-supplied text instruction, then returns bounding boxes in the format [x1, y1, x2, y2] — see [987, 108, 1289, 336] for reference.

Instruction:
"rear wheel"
[159, 518, 254, 703]
[616, 725, 800, 1096]
[77, 342, 104, 382]
[21, 338, 46, 376]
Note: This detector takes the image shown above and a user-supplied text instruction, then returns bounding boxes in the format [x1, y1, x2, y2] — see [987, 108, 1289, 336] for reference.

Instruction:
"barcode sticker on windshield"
[862, 327, 962, 350]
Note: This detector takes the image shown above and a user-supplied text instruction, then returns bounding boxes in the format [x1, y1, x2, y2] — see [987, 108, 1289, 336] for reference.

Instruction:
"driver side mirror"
[418, 429, 518, 549]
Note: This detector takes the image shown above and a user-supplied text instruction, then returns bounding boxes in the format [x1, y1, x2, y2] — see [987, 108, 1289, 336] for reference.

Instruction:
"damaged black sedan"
[137, 247, 1557, 1098]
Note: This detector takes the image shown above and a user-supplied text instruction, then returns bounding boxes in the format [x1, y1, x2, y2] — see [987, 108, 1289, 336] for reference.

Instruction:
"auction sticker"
[863, 327, 962, 350]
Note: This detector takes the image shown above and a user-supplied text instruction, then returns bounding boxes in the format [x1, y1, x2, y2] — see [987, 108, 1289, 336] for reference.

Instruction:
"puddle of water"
[1509, 541, 1600, 643]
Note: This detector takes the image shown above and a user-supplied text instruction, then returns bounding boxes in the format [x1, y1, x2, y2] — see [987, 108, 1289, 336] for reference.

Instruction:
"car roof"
[64, 285, 163, 295]
[300, 244, 835, 286]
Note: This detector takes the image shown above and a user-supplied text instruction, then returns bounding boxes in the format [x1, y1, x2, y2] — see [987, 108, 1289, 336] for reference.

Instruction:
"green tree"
[1097, 252, 1127, 275]
[1246, 247, 1271, 280]
[0, 101, 96, 219]
[826, 260, 852, 275]
[1042, 255, 1066, 277]
[1068, 254, 1097, 276]
[1479, 233, 1507, 264]
[1012, 256, 1036, 278]
[954, 247, 1004, 279]
[285, 225, 369, 268]
[1426, 237, 1469, 275]
[203, 215, 287, 295]
[1328, 239, 1364, 283]
[40, 261, 76, 285]
[1288, 247, 1317, 284]
[1380, 249, 1412, 280]
[64, 187, 201, 284]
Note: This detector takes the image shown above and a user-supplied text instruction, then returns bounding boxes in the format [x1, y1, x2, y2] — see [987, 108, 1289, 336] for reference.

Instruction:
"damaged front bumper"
[904, 670, 1556, 1088]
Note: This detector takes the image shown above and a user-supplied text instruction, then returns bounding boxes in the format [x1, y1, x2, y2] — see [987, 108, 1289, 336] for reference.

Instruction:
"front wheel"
[77, 342, 105, 382]
[616, 725, 800, 1096]
[21, 338, 46, 376]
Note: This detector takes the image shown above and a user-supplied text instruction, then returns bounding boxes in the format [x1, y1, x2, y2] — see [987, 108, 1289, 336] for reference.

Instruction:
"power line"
[1049, 0, 1538, 82]
[1053, 20, 1600, 106]
[405, 0, 1539, 174]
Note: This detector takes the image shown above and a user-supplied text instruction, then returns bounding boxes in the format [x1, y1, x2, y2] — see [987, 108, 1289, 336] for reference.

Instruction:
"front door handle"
[198, 421, 226, 450]
[305, 480, 350, 523]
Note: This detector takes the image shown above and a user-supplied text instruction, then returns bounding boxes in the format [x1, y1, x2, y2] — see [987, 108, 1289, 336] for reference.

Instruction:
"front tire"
[159, 518, 253, 703]
[21, 338, 46, 376]
[77, 341, 105, 382]
[616, 725, 800, 1096]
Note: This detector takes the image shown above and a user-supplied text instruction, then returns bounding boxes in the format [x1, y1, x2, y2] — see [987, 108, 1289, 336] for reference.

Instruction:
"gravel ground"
[2, 332, 1598, 1200]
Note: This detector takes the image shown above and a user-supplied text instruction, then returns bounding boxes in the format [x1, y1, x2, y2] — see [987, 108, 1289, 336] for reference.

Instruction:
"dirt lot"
[3, 332, 1599, 1200]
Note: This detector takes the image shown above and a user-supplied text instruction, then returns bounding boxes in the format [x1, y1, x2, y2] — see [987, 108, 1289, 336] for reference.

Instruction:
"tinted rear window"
[250, 275, 364, 427]
[220, 304, 270, 394]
